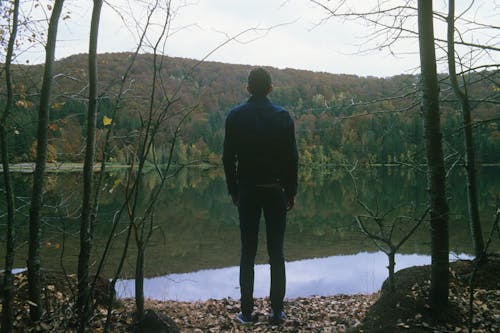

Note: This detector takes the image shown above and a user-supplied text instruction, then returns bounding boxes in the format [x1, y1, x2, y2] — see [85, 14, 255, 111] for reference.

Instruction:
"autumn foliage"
[2, 53, 498, 166]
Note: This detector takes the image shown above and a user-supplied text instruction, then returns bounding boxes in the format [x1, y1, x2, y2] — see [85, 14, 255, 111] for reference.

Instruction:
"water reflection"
[1, 166, 497, 278]
[115, 251, 472, 301]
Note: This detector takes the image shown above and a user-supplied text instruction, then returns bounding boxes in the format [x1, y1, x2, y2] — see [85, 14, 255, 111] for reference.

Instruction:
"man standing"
[222, 68, 298, 325]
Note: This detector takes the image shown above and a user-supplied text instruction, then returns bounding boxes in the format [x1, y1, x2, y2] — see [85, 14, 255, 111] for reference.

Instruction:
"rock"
[136, 309, 180, 333]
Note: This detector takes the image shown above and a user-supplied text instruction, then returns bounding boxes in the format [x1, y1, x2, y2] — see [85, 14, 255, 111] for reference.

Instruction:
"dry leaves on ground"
[129, 293, 378, 333]
[362, 258, 500, 332]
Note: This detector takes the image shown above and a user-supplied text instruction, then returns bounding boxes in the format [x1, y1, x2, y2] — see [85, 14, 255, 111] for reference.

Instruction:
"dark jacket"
[222, 95, 298, 197]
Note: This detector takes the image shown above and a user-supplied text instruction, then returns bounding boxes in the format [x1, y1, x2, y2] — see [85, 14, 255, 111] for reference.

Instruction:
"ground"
[0, 256, 498, 332]
[359, 256, 500, 333]
[129, 294, 377, 332]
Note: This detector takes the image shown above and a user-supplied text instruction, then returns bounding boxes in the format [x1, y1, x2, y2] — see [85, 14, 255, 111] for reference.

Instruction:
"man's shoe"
[269, 310, 286, 325]
[235, 312, 254, 325]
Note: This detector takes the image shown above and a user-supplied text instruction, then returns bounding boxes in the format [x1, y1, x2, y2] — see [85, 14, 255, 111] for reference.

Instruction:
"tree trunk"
[1, 2, 19, 332]
[77, 1, 103, 331]
[461, 99, 484, 258]
[447, 0, 484, 260]
[135, 243, 146, 328]
[388, 251, 396, 292]
[0, 130, 15, 333]
[417, 0, 450, 308]
[27, 0, 65, 322]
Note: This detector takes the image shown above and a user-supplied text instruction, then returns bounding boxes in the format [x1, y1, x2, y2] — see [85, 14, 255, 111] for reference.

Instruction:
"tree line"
[3, 53, 499, 167]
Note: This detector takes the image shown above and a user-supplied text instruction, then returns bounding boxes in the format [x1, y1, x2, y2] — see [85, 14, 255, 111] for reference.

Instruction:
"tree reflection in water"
[2, 166, 498, 280]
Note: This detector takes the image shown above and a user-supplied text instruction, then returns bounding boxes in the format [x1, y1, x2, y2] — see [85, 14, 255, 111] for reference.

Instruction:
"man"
[222, 67, 298, 325]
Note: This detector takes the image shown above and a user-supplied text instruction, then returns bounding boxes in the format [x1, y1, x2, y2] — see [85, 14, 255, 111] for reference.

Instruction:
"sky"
[13, 0, 500, 78]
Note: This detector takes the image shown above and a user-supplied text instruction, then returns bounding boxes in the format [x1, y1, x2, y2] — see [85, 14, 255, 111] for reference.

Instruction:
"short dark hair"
[248, 67, 272, 97]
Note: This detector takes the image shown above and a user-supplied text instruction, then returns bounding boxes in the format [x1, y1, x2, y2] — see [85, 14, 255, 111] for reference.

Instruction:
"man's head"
[247, 67, 272, 97]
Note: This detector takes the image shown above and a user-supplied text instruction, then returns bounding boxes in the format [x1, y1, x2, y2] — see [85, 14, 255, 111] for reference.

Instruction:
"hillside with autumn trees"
[3, 52, 499, 166]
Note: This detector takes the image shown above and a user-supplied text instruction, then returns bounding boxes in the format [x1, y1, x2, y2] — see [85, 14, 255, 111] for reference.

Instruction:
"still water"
[115, 252, 473, 301]
[1, 166, 498, 301]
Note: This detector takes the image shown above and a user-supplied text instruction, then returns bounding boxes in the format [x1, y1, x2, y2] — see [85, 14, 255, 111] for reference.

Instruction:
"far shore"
[2, 161, 499, 174]
[1, 162, 130, 173]
[0, 161, 216, 173]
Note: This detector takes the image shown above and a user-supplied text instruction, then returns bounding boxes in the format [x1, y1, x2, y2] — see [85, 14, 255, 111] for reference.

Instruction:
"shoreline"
[3, 161, 499, 173]
[3, 258, 499, 332]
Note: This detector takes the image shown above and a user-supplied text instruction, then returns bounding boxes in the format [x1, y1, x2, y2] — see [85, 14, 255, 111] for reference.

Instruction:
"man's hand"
[286, 195, 295, 211]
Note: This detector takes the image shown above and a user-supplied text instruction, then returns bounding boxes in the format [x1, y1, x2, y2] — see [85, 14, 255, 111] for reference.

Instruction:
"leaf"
[51, 102, 65, 110]
[15, 100, 27, 108]
[103, 116, 113, 126]
[48, 123, 59, 131]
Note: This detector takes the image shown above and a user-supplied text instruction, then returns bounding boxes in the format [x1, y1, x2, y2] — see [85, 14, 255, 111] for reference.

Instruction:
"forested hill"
[5, 52, 499, 165]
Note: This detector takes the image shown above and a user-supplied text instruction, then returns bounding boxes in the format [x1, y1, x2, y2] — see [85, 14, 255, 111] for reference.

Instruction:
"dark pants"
[237, 185, 287, 316]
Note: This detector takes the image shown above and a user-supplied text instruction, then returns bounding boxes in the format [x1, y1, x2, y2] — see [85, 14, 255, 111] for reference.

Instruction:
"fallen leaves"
[364, 258, 500, 332]
[130, 293, 378, 333]
[3, 270, 378, 332]
[3, 271, 131, 332]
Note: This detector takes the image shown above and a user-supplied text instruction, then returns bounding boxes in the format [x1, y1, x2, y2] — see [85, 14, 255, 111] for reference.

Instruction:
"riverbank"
[1, 270, 376, 332]
[1, 257, 498, 332]
[3, 162, 500, 173]
[116, 257, 500, 332]
[1, 162, 127, 173]
[1, 161, 216, 173]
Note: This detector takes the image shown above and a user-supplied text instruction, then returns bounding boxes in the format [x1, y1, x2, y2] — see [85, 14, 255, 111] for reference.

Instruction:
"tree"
[310, 0, 498, 309]
[127, 2, 189, 325]
[27, 0, 65, 322]
[348, 163, 430, 292]
[1, 1, 20, 332]
[76, 0, 103, 331]
[417, 0, 450, 308]
[447, 0, 484, 260]
[82, 1, 192, 330]
[89, 8, 157, 332]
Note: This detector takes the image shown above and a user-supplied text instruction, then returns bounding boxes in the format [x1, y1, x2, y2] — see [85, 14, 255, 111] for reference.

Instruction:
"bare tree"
[76, 1, 189, 330]
[90, 10, 156, 333]
[125, 2, 192, 325]
[76, 0, 103, 331]
[417, 0, 450, 308]
[310, 1, 499, 57]
[311, 0, 498, 309]
[27, 0, 65, 322]
[447, 0, 484, 260]
[1, 1, 20, 332]
[346, 162, 429, 292]
[356, 205, 429, 292]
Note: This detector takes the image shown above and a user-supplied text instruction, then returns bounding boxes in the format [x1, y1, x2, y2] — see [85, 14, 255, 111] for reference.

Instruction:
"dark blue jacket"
[222, 96, 298, 197]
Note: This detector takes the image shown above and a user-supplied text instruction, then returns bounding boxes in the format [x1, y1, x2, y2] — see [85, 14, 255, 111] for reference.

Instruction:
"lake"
[1, 165, 498, 301]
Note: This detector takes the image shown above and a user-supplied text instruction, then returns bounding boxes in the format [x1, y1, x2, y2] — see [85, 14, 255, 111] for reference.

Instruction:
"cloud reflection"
[115, 251, 471, 301]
